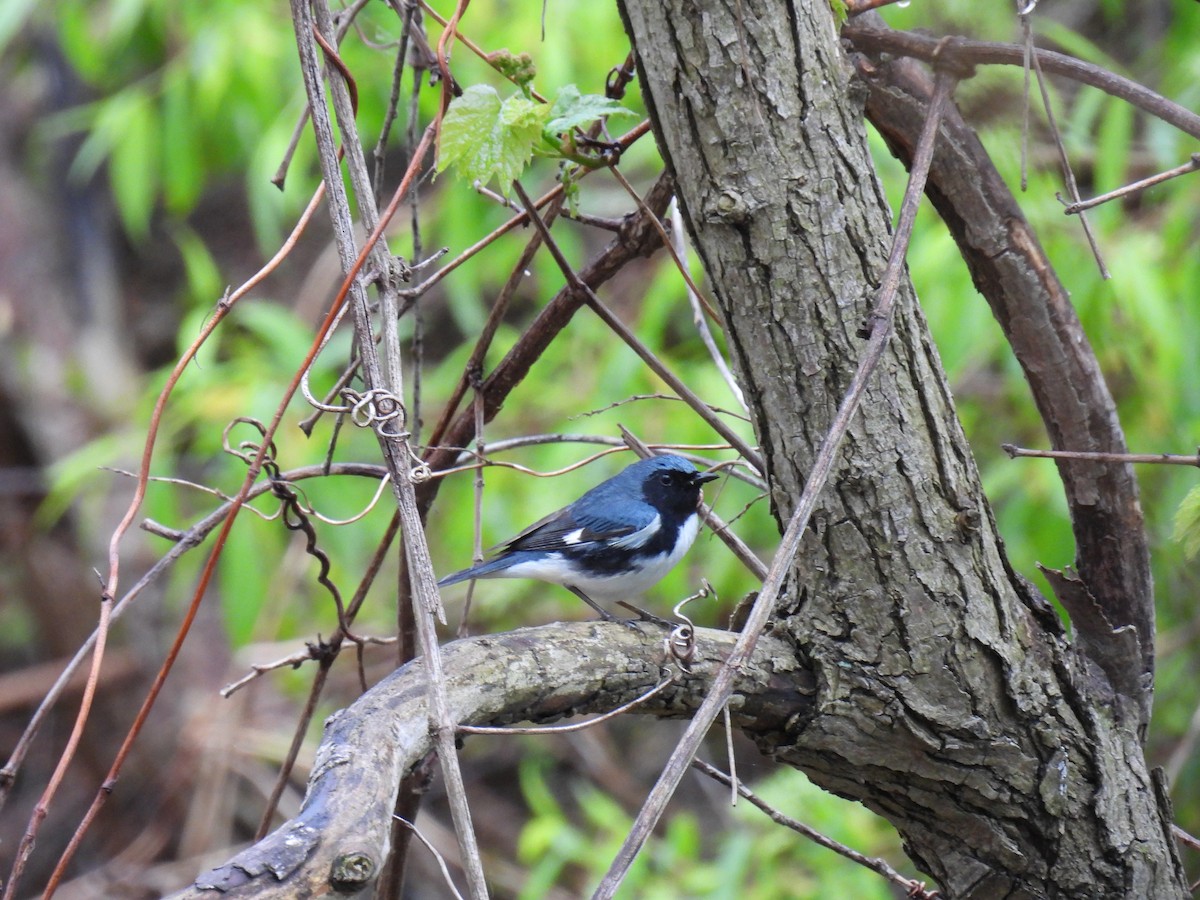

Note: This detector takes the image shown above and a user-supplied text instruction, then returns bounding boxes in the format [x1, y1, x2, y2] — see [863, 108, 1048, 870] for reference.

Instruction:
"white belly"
[500, 514, 702, 602]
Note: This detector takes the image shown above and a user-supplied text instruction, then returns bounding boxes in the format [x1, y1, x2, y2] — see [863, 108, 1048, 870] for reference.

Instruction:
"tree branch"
[843, 22, 1200, 141]
[169, 624, 808, 898]
[850, 36, 1156, 729]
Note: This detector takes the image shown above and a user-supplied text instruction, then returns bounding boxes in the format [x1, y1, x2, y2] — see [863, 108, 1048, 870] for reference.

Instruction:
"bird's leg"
[616, 601, 674, 629]
[567, 586, 642, 630]
[566, 585, 617, 620]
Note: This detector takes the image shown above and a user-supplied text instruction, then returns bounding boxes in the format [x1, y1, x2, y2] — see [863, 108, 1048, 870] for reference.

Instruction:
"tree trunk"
[618, 0, 1184, 895]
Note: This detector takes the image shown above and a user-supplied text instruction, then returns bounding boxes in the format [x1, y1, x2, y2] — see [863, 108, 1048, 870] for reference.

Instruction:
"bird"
[438, 455, 718, 621]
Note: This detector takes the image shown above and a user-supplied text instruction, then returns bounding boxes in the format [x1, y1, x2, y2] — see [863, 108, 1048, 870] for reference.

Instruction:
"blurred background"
[1, 0, 1198, 896]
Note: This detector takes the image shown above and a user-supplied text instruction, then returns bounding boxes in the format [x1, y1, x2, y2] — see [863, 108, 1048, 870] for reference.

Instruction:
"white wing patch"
[561, 528, 585, 545]
[610, 514, 661, 550]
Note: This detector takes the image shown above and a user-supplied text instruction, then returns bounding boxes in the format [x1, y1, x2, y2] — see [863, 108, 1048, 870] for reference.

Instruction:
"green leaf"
[438, 84, 549, 191]
[218, 518, 274, 646]
[545, 84, 636, 136]
[1173, 485, 1200, 559]
[161, 68, 206, 215]
[172, 225, 222, 305]
[95, 88, 160, 238]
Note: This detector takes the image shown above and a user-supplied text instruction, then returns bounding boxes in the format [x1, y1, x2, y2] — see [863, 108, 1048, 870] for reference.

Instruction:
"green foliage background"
[7, 0, 1200, 894]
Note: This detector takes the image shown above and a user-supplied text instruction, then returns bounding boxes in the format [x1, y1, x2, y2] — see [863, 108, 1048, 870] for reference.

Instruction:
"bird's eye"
[659, 473, 673, 486]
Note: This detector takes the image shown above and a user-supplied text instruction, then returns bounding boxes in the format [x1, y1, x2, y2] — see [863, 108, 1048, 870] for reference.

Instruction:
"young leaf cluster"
[438, 78, 635, 193]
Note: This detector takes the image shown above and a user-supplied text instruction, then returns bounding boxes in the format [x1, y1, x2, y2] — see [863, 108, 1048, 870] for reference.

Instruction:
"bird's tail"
[436, 557, 510, 588]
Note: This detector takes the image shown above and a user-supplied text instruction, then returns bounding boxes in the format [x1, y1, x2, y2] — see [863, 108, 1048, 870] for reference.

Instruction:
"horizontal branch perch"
[169, 623, 807, 898]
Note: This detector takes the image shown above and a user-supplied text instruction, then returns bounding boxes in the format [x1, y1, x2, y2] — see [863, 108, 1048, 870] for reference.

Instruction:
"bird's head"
[637, 455, 719, 515]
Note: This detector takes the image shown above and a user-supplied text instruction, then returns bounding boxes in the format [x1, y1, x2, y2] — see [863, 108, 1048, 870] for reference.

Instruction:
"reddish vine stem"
[0, 180, 332, 900]
[5, 20, 366, 888]
[36, 93, 436, 900]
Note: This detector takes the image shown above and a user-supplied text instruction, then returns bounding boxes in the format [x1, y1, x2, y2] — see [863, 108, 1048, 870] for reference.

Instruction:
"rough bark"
[168, 625, 807, 898]
[617, 0, 1183, 896]
[845, 18, 1155, 730]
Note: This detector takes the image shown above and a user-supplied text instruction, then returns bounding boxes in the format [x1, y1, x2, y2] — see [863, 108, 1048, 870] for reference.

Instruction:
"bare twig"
[430, 434, 765, 497]
[1062, 153, 1200, 214]
[669, 198, 747, 413]
[458, 670, 678, 735]
[1002, 444, 1200, 467]
[561, 210, 625, 231]
[1018, 1, 1034, 191]
[1165, 696, 1200, 785]
[1173, 824, 1200, 852]
[590, 69, 957, 898]
[691, 760, 939, 899]
[571, 392, 751, 424]
[393, 817, 466, 900]
[845, 0, 912, 13]
[397, 181, 567, 299]
[371, 1, 418, 202]
[608, 166, 720, 323]
[297, 0, 488, 895]
[1027, 36, 1108, 277]
[457, 376, 488, 637]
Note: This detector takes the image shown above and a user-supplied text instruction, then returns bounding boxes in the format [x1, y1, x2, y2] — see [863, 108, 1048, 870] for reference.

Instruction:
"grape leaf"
[1173, 484, 1200, 559]
[545, 84, 636, 136]
[439, 84, 549, 191]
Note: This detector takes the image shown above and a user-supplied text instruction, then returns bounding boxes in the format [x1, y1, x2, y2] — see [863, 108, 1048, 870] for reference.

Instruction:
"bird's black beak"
[693, 470, 720, 485]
